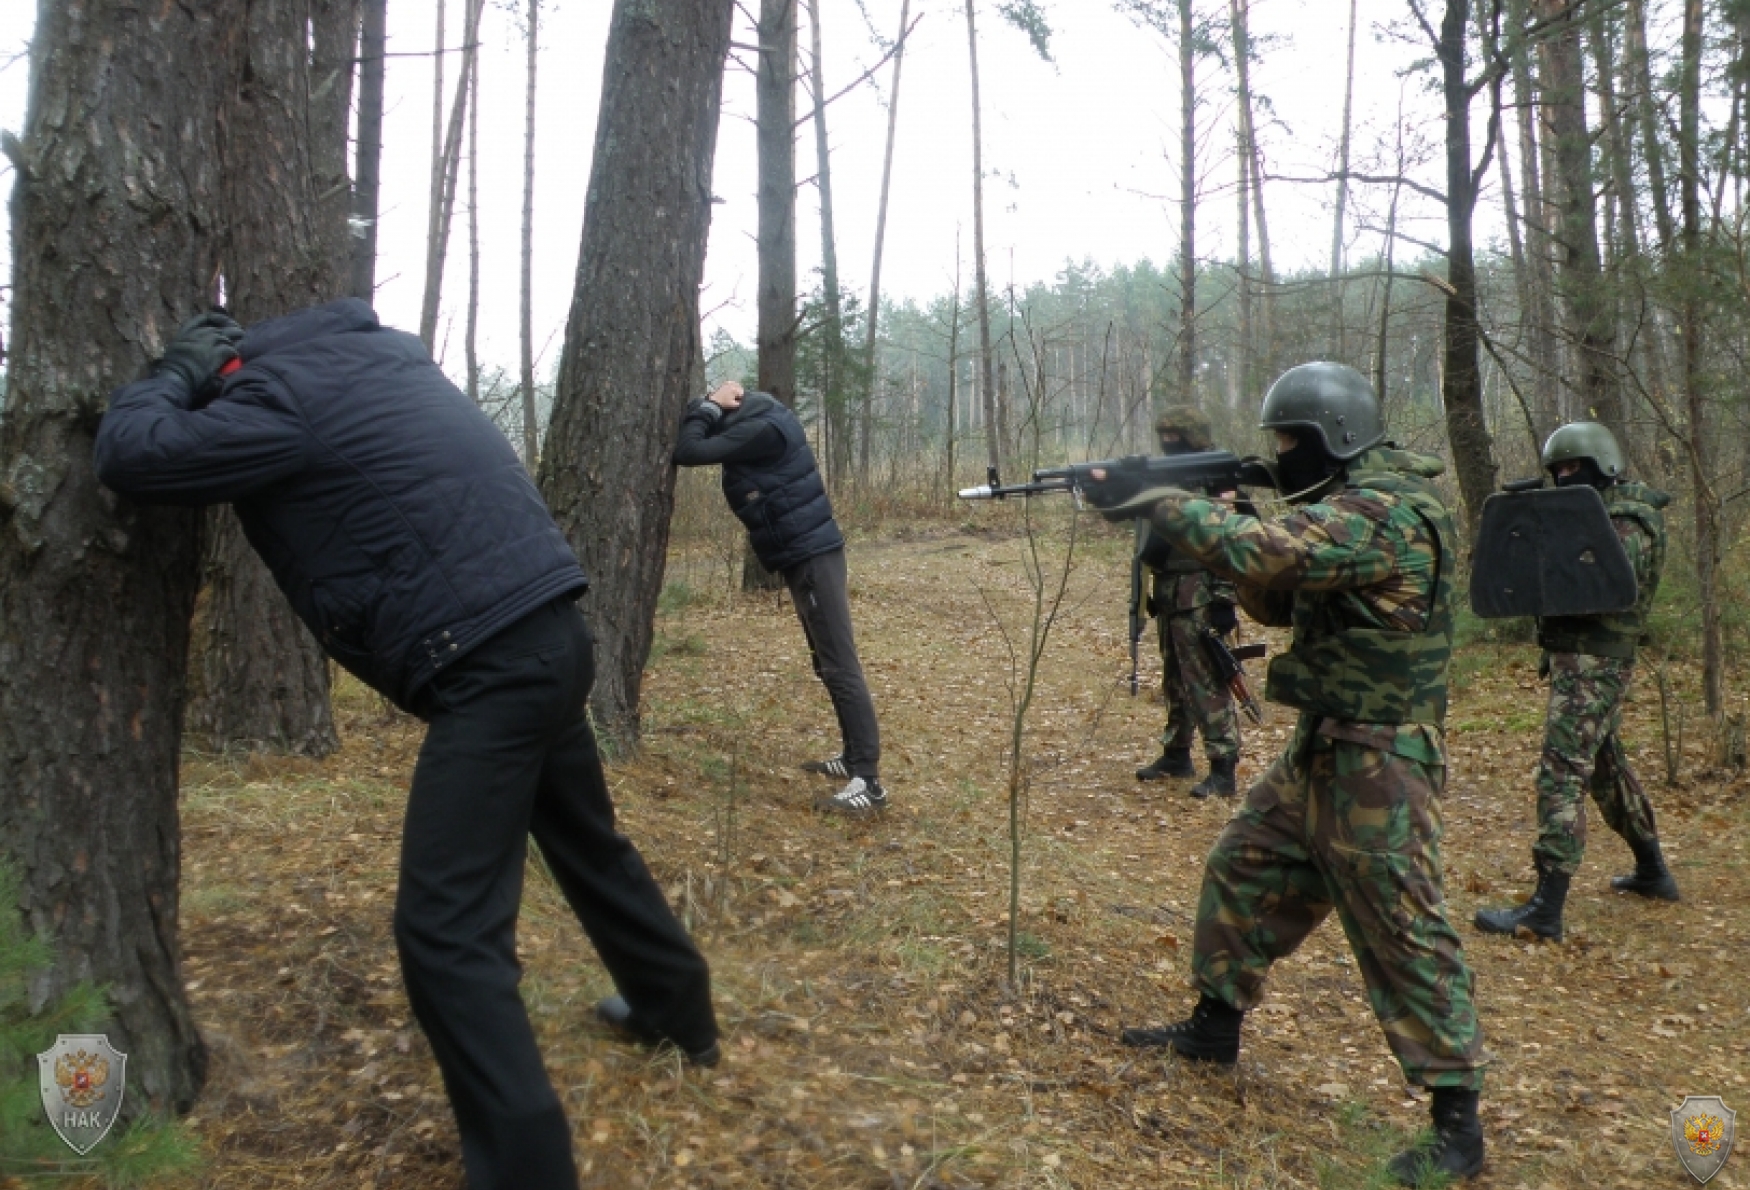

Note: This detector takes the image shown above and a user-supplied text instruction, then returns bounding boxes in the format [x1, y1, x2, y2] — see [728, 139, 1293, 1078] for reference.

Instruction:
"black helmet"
[1541, 421, 1624, 481]
[1258, 362, 1385, 462]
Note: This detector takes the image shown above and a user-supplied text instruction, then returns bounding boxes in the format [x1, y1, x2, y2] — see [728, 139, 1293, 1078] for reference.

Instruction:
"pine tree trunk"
[1232, 0, 1274, 369]
[538, 0, 735, 747]
[419, 0, 487, 353]
[466, 49, 482, 404]
[1177, 0, 1196, 404]
[1432, 0, 1499, 535]
[861, 0, 911, 487]
[747, 0, 798, 592]
[351, 0, 387, 301]
[1330, 0, 1358, 356]
[521, 0, 542, 469]
[966, 0, 1003, 476]
[1677, 0, 1721, 715]
[807, 0, 848, 487]
[1538, 0, 1624, 435]
[187, 0, 356, 759]
[0, 0, 227, 1116]
[1506, 0, 1562, 430]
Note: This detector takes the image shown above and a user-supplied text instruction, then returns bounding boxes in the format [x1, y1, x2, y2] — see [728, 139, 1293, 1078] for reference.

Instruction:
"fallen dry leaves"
[128, 516, 1750, 1188]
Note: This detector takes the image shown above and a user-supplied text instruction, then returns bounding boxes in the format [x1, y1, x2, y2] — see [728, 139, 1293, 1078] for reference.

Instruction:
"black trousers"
[400, 599, 716, 1189]
[781, 548, 882, 779]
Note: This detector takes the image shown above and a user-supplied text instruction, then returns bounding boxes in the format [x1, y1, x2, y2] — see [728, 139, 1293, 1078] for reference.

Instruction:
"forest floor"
[140, 512, 1750, 1188]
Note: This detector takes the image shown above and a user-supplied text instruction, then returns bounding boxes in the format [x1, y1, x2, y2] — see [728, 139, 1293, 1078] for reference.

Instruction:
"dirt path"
[172, 523, 1750, 1189]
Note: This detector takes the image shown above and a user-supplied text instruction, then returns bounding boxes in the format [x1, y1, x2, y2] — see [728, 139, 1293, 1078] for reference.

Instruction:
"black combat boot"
[1136, 746, 1195, 781]
[1388, 1087, 1485, 1185]
[1190, 755, 1237, 799]
[1610, 838, 1680, 901]
[1119, 993, 1242, 1063]
[1473, 866, 1570, 942]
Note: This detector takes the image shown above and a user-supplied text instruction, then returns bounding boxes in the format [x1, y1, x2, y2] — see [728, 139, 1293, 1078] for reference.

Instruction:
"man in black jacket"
[674, 380, 887, 817]
[95, 301, 717, 1190]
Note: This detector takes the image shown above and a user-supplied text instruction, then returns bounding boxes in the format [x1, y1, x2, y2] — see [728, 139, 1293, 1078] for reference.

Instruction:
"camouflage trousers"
[1533, 652, 1661, 877]
[1191, 727, 1485, 1090]
[1159, 610, 1239, 760]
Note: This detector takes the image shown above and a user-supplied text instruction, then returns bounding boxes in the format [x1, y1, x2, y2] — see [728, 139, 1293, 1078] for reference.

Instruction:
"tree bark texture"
[1177, 0, 1196, 404]
[757, 0, 799, 411]
[1433, 0, 1499, 537]
[1538, 0, 1625, 436]
[538, 0, 734, 746]
[1330, 0, 1358, 356]
[966, 0, 1003, 476]
[351, 0, 387, 301]
[419, 0, 487, 353]
[1505, 0, 1563, 434]
[521, 0, 542, 468]
[862, 0, 911, 483]
[0, 0, 228, 1116]
[1232, 0, 1274, 370]
[807, 0, 849, 486]
[187, 0, 359, 759]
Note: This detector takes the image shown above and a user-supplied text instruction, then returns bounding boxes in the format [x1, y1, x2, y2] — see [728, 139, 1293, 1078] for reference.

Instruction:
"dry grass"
[130, 513, 1750, 1188]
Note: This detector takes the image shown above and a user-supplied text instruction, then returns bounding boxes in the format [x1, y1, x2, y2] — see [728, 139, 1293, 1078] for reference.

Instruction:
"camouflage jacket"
[1146, 447, 1455, 764]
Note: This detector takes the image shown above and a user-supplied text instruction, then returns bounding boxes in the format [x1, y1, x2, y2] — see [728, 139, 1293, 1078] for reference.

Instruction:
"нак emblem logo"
[1671, 1095, 1737, 1184]
[37, 1034, 127, 1155]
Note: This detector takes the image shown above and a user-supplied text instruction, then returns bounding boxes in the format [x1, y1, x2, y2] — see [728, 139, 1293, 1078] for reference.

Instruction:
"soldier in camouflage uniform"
[1107, 364, 1485, 1187]
[1475, 422, 1678, 944]
[1134, 405, 1244, 798]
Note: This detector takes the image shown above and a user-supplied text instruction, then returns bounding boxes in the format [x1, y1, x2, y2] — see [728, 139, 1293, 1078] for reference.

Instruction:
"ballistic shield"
[1469, 485, 1638, 619]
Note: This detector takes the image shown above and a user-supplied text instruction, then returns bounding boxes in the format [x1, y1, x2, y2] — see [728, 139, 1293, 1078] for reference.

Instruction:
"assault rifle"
[957, 450, 1279, 514]
[1201, 631, 1266, 725]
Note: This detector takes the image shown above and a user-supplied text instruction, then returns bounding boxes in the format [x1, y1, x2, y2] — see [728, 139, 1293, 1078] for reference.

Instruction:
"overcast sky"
[2, 0, 1687, 382]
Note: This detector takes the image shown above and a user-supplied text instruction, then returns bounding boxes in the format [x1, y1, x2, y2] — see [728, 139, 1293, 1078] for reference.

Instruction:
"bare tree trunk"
[863, 0, 912, 485]
[748, 0, 798, 592]
[1539, 0, 1624, 435]
[188, 0, 357, 760]
[966, 0, 1003, 476]
[1233, 0, 1274, 367]
[521, 0, 541, 468]
[1427, 0, 1500, 534]
[1177, 0, 1196, 404]
[1626, 0, 1676, 257]
[538, 0, 735, 746]
[807, 0, 848, 487]
[351, 0, 387, 301]
[466, 48, 481, 404]
[419, 0, 487, 353]
[1678, 0, 1721, 715]
[946, 239, 962, 490]
[1506, 0, 1562, 430]
[425, 0, 447, 326]
[1235, 117, 1252, 404]
[0, 0, 227, 1116]
[1330, 0, 1358, 355]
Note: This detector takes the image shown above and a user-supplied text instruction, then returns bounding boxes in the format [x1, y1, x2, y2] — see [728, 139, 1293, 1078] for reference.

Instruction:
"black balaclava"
[1158, 436, 1199, 457]
[1274, 430, 1344, 499]
[1552, 459, 1609, 490]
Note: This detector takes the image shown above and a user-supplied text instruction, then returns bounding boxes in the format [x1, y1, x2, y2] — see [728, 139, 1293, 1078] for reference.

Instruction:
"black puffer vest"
[720, 393, 844, 572]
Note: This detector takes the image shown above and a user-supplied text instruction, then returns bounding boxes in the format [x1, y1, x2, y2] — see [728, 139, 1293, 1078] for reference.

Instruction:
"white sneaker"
[814, 776, 888, 818]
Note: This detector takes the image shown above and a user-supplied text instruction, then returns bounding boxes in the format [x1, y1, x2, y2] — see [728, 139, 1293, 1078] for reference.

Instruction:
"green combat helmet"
[1541, 421, 1624, 481]
[1258, 362, 1384, 461]
[1156, 405, 1214, 451]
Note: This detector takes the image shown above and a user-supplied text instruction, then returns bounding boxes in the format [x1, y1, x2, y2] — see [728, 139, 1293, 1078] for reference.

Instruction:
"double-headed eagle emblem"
[53, 1048, 110, 1110]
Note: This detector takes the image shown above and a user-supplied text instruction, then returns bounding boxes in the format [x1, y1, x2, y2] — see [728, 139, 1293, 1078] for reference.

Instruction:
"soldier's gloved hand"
[1207, 599, 1238, 635]
[153, 311, 243, 406]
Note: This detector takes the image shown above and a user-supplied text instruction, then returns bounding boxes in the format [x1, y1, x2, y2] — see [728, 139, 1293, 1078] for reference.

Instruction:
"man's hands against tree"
[154, 310, 243, 406]
[708, 381, 745, 412]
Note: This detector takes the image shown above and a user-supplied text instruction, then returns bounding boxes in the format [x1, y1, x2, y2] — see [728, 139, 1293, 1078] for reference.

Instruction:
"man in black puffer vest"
[675, 380, 887, 817]
[95, 301, 718, 1190]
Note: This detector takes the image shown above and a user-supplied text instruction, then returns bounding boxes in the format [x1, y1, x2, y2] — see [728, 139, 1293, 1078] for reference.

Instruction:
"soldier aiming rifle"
[1084, 363, 1487, 1188]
